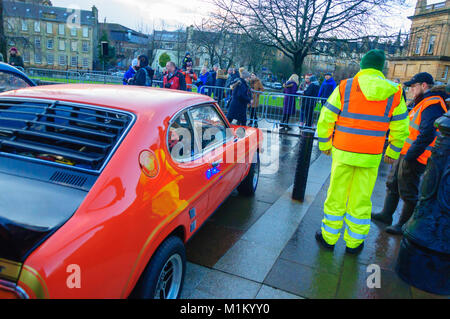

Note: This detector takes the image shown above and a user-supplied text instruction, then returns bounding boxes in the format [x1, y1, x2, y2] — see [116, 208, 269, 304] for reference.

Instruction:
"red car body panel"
[0, 84, 262, 298]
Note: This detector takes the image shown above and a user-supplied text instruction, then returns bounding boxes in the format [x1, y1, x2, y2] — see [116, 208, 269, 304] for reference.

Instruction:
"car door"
[165, 110, 211, 235]
[188, 104, 241, 214]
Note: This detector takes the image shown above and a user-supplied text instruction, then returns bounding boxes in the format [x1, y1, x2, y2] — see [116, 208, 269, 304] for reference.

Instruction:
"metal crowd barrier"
[262, 92, 327, 130]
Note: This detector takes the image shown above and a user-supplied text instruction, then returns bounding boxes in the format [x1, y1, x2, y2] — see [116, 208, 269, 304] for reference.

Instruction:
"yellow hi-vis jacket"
[317, 68, 410, 168]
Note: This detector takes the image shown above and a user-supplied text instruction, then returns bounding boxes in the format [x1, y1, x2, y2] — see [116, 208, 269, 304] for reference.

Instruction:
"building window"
[71, 56, 78, 67]
[58, 24, 65, 35]
[59, 55, 66, 66]
[427, 35, 436, 54]
[71, 27, 77, 37]
[442, 66, 449, 80]
[35, 38, 41, 49]
[7, 18, 15, 31]
[34, 53, 42, 64]
[34, 21, 40, 33]
[82, 27, 89, 38]
[415, 37, 422, 55]
[47, 54, 54, 65]
[59, 40, 65, 51]
[21, 20, 28, 31]
[82, 41, 89, 52]
[82, 57, 89, 68]
[47, 39, 54, 50]
[47, 23, 53, 34]
[23, 51, 30, 63]
[71, 41, 78, 52]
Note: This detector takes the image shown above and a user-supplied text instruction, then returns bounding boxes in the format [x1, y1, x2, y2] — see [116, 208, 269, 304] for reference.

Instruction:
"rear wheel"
[237, 151, 260, 196]
[133, 236, 186, 299]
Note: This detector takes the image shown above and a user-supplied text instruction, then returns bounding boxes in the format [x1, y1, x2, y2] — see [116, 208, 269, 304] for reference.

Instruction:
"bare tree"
[212, 0, 409, 74]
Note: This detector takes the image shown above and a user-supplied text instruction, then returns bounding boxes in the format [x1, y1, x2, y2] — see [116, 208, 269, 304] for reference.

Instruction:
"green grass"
[31, 76, 121, 85]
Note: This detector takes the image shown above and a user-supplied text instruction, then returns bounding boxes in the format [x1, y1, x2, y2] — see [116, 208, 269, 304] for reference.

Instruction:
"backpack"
[142, 68, 152, 87]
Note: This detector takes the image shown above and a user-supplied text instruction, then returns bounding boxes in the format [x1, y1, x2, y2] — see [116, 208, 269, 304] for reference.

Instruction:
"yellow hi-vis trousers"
[321, 159, 379, 249]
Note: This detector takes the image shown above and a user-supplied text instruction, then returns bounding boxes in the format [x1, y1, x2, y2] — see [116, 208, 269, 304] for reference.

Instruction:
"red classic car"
[0, 84, 262, 299]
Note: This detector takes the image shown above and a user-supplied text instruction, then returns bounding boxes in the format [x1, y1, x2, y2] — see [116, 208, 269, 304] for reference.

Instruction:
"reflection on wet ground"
[186, 129, 320, 267]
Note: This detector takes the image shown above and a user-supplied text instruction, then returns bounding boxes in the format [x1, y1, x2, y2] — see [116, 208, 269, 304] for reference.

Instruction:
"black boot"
[386, 201, 416, 235]
[371, 192, 399, 225]
[315, 230, 335, 251]
[346, 242, 364, 255]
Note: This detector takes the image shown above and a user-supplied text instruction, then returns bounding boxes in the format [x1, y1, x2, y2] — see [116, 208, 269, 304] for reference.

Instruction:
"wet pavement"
[182, 122, 448, 299]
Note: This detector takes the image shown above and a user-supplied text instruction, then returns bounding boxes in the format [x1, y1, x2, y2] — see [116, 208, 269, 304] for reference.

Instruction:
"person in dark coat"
[318, 72, 337, 100]
[227, 69, 252, 126]
[206, 65, 218, 97]
[281, 74, 299, 130]
[215, 69, 227, 106]
[128, 55, 154, 87]
[8, 47, 24, 69]
[300, 74, 320, 127]
[182, 52, 193, 70]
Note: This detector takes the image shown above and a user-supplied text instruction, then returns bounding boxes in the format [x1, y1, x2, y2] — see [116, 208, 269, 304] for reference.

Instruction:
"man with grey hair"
[163, 61, 186, 91]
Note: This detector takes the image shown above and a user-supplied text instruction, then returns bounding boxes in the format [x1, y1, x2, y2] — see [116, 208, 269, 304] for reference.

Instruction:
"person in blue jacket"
[123, 58, 138, 85]
[197, 67, 209, 94]
[318, 72, 337, 99]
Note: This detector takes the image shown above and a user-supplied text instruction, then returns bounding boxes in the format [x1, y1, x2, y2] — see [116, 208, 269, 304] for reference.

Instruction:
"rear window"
[0, 98, 134, 171]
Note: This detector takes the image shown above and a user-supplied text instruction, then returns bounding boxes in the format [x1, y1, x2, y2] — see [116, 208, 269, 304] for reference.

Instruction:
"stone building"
[99, 23, 150, 69]
[388, 0, 450, 85]
[151, 29, 187, 71]
[3, 0, 98, 70]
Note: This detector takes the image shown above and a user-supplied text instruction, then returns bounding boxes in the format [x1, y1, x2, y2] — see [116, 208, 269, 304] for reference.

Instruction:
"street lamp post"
[395, 111, 450, 295]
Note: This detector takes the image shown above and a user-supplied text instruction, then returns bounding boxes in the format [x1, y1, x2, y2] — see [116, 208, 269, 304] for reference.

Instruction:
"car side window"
[167, 111, 197, 162]
[0, 72, 31, 93]
[189, 104, 228, 153]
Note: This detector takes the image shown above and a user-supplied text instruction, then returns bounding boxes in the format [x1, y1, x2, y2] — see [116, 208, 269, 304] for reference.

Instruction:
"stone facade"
[3, 0, 98, 70]
[387, 0, 450, 86]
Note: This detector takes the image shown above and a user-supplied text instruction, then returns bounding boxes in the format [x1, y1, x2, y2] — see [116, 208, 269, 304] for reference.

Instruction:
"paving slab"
[193, 269, 262, 299]
[264, 258, 340, 299]
[255, 285, 304, 299]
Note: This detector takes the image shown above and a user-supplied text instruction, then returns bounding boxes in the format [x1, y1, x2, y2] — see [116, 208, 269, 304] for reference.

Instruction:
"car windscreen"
[0, 98, 134, 172]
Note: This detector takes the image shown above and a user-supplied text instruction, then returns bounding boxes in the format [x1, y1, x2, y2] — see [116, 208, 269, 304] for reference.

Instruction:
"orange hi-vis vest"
[400, 95, 447, 165]
[327, 77, 403, 155]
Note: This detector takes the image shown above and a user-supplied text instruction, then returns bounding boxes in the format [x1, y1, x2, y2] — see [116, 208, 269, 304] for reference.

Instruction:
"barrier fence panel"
[27, 68, 81, 84]
[261, 91, 327, 130]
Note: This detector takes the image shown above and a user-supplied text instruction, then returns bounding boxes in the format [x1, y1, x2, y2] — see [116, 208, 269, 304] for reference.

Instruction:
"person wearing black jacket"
[300, 74, 320, 127]
[128, 55, 154, 87]
[372, 72, 448, 235]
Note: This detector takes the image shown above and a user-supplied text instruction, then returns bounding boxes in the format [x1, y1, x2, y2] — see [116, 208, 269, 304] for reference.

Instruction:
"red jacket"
[163, 70, 186, 91]
[181, 70, 198, 90]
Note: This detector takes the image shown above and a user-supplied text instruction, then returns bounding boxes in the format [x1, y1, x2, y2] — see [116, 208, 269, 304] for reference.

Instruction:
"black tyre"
[237, 151, 260, 196]
[133, 236, 186, 299]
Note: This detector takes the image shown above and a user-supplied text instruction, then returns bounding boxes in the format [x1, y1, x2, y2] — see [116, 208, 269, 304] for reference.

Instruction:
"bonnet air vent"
[49, 171, 87, 187]
[0, 99, 133, 171]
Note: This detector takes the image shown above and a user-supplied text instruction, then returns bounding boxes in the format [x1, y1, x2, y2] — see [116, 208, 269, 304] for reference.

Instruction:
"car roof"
[0, 84, 215, 116]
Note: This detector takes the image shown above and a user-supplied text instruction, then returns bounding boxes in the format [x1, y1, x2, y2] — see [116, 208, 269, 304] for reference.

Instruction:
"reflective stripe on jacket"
[317, 68, 410, 168]
[330, 77, 402, 155]
[401, 96, 447, 165]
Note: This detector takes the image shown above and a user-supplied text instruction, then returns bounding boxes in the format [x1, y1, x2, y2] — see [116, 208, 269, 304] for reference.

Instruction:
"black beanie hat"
[360, 49, 386, 72]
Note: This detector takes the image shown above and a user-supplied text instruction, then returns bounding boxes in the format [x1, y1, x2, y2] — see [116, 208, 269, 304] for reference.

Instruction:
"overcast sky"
[51, 0, 421, 34]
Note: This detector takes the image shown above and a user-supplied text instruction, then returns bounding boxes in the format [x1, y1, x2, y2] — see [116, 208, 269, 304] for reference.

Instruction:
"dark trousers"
[249, 107, 257, 123]
[386, 155, 426, 206]
[281, 113, 291, 127]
